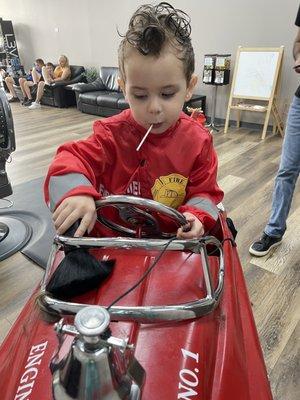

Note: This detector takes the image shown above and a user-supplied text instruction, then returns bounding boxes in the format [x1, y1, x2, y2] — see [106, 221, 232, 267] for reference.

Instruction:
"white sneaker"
[28, 101, 41, 110]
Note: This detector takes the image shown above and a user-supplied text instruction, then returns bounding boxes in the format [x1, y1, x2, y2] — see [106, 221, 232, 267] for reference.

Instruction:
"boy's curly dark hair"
[118, 2, 195, 83]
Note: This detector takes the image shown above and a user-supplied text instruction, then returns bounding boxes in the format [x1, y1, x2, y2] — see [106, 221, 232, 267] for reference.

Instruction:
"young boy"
[45, 2, 223, 239]
[19, 58, 45, 106]
[44, 62, 55, 80]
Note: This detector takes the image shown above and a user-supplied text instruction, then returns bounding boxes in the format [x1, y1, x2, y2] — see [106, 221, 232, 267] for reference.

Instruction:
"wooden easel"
[224, 46, 284, 139]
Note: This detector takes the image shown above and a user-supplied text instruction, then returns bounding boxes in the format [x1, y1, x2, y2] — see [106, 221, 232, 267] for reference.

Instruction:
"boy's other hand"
[53, 195, 97, 237]
[176, 212, 204, 239]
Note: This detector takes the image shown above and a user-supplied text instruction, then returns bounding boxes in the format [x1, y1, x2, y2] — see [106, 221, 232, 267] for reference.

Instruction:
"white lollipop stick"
[136, 124, 153, 151]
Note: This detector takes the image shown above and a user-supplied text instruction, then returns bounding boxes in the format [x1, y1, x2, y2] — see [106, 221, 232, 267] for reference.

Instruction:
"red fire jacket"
[45, 109, 223, 233]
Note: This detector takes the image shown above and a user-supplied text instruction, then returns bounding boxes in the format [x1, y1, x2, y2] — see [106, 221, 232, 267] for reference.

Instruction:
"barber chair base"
[0, 217, 32, 261]
[0, 222, 9, 241]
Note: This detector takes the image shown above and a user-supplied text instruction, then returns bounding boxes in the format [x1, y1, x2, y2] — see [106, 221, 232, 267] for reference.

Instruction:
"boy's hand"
[176, 212, 204, 239]
[53, 195, 97, 237]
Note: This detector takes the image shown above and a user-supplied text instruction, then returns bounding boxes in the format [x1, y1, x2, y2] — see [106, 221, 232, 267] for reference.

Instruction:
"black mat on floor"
[0, 177, 55, 269]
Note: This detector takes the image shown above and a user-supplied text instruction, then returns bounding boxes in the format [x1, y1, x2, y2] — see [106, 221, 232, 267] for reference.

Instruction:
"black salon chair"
[0, 89, 32, 261]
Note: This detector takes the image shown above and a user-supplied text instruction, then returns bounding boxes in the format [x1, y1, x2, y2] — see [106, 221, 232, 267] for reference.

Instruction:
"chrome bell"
[52, 306, 145, 400]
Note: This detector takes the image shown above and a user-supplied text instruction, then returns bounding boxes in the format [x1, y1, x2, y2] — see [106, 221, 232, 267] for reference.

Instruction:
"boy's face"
[46, 65, 53, 73]
[119, 47, 197, 134]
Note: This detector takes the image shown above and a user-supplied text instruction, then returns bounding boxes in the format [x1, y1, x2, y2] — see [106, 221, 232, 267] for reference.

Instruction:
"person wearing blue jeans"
[250, 5, 300, 256]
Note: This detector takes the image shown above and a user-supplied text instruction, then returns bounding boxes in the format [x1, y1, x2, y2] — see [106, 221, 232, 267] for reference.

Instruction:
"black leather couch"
[73, 67, 128, 117]
[73, 66, 207, 118]
[14, 65, 86, 108]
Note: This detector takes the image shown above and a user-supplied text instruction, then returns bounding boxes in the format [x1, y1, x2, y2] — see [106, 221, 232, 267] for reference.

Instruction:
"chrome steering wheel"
[96, 195, 188, 238]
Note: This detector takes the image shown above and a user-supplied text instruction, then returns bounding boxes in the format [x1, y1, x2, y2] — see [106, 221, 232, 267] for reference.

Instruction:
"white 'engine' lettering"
[14, 341, 48, 399]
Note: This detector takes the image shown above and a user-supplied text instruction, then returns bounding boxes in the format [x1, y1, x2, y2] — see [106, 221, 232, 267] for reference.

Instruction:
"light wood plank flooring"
[0, 103, 299, 399]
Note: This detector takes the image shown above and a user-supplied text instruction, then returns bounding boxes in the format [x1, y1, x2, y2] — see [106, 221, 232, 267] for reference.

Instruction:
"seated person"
[44, 62, 55, 77]
[44, 4, 223, 240]
[28, 55, 71, 110]
[19, 58, 45, 106]
[4, 58, 44, 103]
[23, 62, 54, 107]
[4, 73, 19, 103]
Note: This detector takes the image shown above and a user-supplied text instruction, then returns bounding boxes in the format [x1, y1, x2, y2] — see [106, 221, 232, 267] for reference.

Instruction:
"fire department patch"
[151, 173, 188, 208]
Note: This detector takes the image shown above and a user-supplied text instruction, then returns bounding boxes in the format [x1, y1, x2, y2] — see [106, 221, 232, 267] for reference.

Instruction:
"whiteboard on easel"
[233, 51, 280, 99]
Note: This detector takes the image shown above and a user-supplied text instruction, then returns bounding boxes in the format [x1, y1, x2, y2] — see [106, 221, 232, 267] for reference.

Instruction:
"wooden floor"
[0, 103, 299, 399]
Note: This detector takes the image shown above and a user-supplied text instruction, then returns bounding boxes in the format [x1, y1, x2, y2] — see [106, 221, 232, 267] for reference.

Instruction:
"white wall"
[1, 0, 299, 123]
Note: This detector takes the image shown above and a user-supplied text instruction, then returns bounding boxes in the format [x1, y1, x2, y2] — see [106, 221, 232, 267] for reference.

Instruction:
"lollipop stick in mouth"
[136, 124, 153, 151]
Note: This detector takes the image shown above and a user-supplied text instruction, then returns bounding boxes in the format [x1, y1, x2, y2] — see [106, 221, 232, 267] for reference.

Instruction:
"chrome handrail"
[54, 236, 201, 251]
[39, 236, 224, 323]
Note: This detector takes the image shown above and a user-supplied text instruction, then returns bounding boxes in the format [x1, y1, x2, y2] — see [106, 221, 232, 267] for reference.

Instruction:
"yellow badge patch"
[151, 173, 188, 209]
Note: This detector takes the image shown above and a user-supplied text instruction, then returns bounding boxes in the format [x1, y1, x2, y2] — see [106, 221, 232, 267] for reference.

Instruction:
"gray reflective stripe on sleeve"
[49, 173, 93, 211]
[185, 197, 219, 220]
